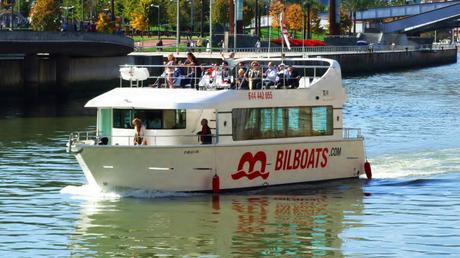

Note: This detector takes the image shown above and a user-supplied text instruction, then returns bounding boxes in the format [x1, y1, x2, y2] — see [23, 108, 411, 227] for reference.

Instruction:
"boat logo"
[231, 151, 270, 180]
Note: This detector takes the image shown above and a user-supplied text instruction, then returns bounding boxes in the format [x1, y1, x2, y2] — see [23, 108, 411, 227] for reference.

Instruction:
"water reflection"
[69, 181, 365, 257]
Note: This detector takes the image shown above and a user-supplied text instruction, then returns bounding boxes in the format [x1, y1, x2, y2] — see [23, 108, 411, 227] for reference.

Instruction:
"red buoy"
[212, 174, 220, 194]
[364, 161, 372, 179]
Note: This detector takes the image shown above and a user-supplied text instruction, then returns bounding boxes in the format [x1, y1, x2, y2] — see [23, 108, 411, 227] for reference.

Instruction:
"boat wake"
[368, 148, 460, 179]
[60, 184, 194, 199]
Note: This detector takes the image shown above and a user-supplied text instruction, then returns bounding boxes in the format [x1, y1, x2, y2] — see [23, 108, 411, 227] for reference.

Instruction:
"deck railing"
[119, 62, 331, 90]
[343, 128, 362, 139]
[67, 128, 363, 153]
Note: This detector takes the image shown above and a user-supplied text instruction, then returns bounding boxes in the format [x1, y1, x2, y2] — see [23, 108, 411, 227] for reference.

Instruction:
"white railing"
[342, 128, 362, 139]
[118, 62, 331, 90]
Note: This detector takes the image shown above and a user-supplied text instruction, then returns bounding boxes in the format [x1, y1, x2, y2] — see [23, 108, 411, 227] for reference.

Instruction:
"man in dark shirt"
[197, 119, 212, 144]
[287, 65, 301, 89]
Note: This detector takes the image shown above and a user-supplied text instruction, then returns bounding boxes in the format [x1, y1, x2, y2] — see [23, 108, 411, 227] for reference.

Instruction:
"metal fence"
[135, 43, 456, 55]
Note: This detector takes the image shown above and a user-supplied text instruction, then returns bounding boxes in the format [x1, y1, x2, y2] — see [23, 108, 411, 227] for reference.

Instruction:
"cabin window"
[113, 109, 186, 129]
[232, 106, 332, 141]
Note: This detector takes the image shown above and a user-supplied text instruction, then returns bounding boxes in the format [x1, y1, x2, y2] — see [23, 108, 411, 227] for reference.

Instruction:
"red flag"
[280, 12, 291, 50]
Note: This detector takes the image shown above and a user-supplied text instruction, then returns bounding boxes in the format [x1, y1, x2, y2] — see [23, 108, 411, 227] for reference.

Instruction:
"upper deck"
[87, 57, 346, 111]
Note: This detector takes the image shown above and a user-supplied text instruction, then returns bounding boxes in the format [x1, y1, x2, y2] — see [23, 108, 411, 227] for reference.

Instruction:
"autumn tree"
[131, 13, 149, 32]
[29, 0, 61, 31]
[285, 4, 303, 32]
[269, 0, 284, 29]
[96, 12, 112, 33]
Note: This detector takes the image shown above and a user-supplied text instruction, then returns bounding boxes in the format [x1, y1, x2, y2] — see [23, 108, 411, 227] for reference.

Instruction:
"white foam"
[60, 184, 194, 200]
[60, 184, 121, 199]
[367, 148, 460, 179]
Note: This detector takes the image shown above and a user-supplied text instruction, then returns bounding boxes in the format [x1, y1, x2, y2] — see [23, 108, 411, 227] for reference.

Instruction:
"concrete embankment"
[0, 55, 162, 96]
[0, 47, 456, 95]
[310, 48, 458, 75]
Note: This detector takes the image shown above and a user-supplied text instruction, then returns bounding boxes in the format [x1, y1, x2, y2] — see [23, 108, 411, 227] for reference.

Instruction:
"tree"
[285, 4, 303, 32]
[96, 12, 112, 32]
[131, 13, 149, 32]
[342, 0, 382, 34]
[29, 0, 61, 31]
[339, 7, 352, 34]
[269, 0, 284, 29]
[212, 0, 229, 26]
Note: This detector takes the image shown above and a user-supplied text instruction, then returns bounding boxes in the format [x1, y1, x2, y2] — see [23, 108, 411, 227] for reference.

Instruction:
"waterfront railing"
[135, 43, 456, 55]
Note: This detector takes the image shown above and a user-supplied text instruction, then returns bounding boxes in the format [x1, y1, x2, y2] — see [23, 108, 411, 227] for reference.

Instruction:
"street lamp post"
[176, 0, 180, 54]
[209, 0, 212, 53]
[151, 5, 160, 39]
[189, 0, 194, 33]
[233, 0, 237, 51]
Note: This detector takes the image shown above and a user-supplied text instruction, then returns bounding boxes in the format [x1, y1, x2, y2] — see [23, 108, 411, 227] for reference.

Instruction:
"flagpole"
[280, 13, 284, 62]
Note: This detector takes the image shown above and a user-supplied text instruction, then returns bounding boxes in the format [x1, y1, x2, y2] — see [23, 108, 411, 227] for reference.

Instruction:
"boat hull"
[75, 139, 365, 192]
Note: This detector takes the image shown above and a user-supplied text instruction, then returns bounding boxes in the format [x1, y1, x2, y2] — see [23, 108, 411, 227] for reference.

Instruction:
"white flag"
[280, 12, 291, 50]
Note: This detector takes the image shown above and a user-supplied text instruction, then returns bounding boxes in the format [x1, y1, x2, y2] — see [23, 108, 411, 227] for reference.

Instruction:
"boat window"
[232, 106, 332, 141]
[113, 109, 186, 129]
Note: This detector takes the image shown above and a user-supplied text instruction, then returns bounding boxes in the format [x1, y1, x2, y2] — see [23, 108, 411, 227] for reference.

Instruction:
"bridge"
[355, 1, 460, 34]
[0, 31, 134, 57]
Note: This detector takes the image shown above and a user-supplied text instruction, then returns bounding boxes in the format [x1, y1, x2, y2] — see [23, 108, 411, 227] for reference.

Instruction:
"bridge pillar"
[23, 54, 40, 97]
[55, 55, 70, 94]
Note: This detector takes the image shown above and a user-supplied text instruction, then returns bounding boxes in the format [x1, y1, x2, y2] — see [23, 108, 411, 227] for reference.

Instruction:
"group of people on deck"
[159, 52, 301, 90]
[235, 61, 301, 90]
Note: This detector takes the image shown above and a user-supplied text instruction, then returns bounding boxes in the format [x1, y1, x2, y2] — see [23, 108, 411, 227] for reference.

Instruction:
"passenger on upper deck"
[247, 61, 263, 90]
[182, 52, 201, 89]
[236, 68, 248, 90]
[263, 62, 278, 88]
[165, 54, 176, 88]
[286, 65, 301, 89]
[276, 64, 287, 89]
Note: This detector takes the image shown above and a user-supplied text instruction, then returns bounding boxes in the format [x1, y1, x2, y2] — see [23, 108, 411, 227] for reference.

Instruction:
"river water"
[1, 57, 460, 257]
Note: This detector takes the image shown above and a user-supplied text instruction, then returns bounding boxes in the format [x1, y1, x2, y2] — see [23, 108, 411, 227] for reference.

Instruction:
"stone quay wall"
[0, 48, 456, 95]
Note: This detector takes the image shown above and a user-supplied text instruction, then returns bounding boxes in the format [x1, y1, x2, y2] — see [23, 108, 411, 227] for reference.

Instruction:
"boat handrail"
[118, 63, 331, 89]
[67, 128, 363, 151]
[342, 128, 362, 139]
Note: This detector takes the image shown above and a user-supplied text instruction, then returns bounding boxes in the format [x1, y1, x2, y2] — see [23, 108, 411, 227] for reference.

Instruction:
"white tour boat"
[67, 57, 371, 193]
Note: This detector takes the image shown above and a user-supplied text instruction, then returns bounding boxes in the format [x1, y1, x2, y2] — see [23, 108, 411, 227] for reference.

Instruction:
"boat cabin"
[77, 58, 355, 147]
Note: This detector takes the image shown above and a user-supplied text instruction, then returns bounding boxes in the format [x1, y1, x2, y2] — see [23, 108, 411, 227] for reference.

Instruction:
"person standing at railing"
[132, 118, 147, 145]
[197, 119, 212, 144]
[255, 39, 261, 52]
[165, 54, 176, 88]
[182, 52, 201, 89]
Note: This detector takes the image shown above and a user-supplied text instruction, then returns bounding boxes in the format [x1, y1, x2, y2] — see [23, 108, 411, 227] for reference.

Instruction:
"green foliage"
[212, 0, 229, 25]
[30, 0, 61, 31]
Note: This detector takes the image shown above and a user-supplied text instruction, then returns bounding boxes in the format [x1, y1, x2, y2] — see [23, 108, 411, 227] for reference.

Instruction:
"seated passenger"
[286, 65, 301, 89]
[263, 62, 278, 88]
[247, 61, 262, 90]
[276, 64, 288, 89]
[236, 68, 249, 90]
